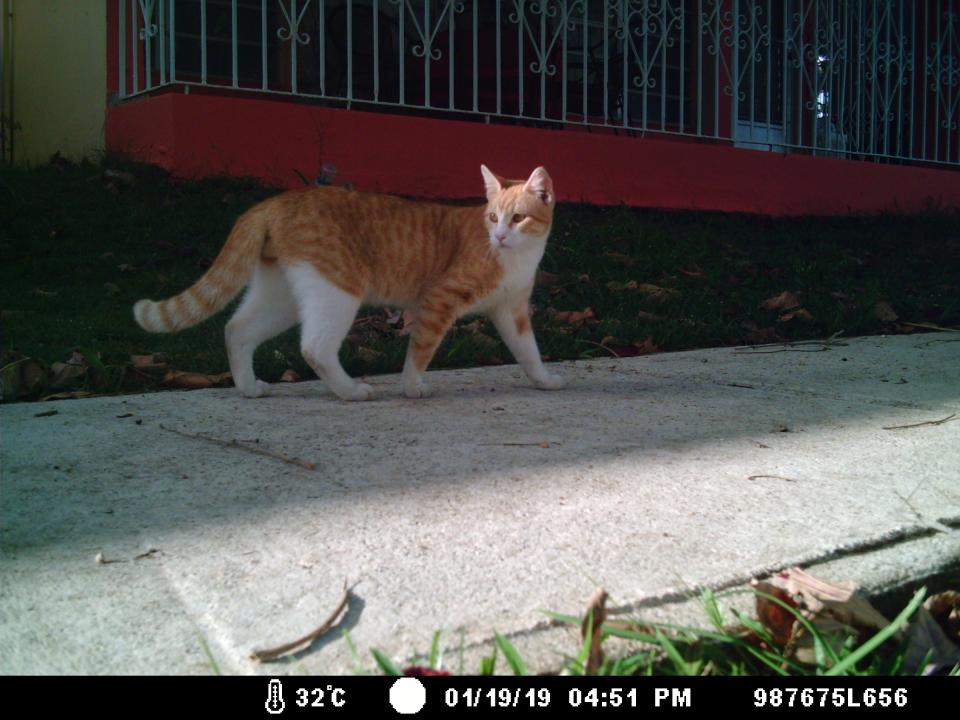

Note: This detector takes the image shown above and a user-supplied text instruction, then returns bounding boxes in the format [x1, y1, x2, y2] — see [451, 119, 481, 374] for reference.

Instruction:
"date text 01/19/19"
[754, 687, 908, 709]
[444, 687, 552, 708]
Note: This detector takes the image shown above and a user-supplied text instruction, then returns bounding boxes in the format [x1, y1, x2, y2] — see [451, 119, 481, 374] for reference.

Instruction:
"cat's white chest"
[469, 238, 546, 314]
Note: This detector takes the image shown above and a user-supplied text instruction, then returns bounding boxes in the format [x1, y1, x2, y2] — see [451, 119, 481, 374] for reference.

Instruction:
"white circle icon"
[389, 677, 426, 714]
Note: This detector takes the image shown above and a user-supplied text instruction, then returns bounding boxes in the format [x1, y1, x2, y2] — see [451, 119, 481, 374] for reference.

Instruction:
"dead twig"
[899, 322, 959, 332]
[915, 337, 960, 348]
[250, 579, 353, 662]
[748, 475, 800, 483]
[158, 424, 316, 470]
[882, 413, 957, 431]
[582, 588, 609, 675]
[734, 331, 847, 355]
[481, 441, 554, 448]
[735, 346, 830, 355]
[576, 339, 621, 358]
[34, 409, 59, 418]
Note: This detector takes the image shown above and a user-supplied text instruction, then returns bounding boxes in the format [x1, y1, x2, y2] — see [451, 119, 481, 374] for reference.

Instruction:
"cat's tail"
[133, 205, 268, 333]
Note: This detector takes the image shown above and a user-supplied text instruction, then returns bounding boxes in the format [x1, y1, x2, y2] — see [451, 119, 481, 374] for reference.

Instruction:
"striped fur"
[134, 204, 269, 333]
[133, 165, 564, 400]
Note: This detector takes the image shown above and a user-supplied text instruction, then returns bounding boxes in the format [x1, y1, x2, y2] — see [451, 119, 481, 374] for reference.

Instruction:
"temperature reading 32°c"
[296, 686, 347, 709]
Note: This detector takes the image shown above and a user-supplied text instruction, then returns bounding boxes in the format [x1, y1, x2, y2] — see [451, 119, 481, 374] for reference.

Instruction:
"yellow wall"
[6, 0, 106, 163]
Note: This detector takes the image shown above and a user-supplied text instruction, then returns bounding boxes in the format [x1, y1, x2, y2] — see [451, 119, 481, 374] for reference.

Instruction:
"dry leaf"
[578, 273, 591, 284]
[471, 333, 501, 352]
[131, 353, 160, 367]
[49, 350, 90, 383]
[582, 588, 608, 675]
[0, 356, 45, 400]
[604, 251, 636, 266]
[901, 604, 960, 674]
[536, 270, 561, 287]
[50, 361, 87, 388]
[603, 336, 660, 357]
[874, 301, 899, 323]
[280, 369, 300, 383]
[754, 581, 800, 646]
[399, 309, 416, 336]
[384, 308, 404, 325]
[926, 591, 960, 642]
[357, 347, 383, 363]
[633, 336, 660, 355]
[778, 308, 813, 323]
[21, 359, 45, 391]
[741, 322, 780, 344]
[635, 283, 679, 303]
[163, 370, 214, 390]
[636, 310, 665, 322]
[679, 265, 705, 278]
[761, 291, 802, 312]
[129, 353, 169, 374]
[554, 307, 596, 327]
[754, 568, 890, 666]
[42, 390, 95, 401]
[158, 368, 229, 389]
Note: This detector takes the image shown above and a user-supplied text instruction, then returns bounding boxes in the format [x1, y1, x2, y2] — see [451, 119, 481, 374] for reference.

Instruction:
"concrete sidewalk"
[2, 334, 959, 675]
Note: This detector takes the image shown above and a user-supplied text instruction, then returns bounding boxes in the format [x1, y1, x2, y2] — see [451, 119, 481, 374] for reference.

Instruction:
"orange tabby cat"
[133, 165, 564, 400]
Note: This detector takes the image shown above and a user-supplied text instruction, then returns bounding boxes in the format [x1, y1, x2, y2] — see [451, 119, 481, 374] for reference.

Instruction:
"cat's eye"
[511, 214, 526, 224]
[488, 212, 498, 223]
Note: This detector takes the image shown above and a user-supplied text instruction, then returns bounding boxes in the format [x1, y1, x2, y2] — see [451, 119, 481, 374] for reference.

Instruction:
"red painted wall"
[106, 90, 960, 216]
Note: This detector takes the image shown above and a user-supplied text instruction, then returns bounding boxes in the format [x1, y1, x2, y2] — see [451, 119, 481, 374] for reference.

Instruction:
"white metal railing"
[117, 1, 960, 167]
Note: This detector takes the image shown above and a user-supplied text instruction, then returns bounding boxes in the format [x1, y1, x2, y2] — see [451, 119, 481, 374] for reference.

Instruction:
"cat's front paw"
[239, 380, 271, 398]
[341, 382, 375, 401]
[534, 373, 566, 391]
[404, 381, 433, 399]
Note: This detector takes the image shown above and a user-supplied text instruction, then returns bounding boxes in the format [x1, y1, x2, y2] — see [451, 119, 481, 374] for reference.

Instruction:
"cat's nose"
[495, 234, 507, 244]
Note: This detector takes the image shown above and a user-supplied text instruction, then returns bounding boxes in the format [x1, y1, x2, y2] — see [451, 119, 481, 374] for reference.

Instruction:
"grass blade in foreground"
[825, 587, 926, 676]
[494, 632, 528, 676]
[372, 648, 402, 676]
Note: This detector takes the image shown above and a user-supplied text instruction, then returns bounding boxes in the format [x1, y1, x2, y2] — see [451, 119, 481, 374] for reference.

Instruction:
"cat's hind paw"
[403, 381, 433, 399]
[340, 382, 375, 402]
[534, 373, 566, 391]
[239, 380, 272, 398]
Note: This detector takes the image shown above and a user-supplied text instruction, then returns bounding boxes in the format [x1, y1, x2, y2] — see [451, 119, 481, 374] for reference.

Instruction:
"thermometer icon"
[265, 678, 285, 714]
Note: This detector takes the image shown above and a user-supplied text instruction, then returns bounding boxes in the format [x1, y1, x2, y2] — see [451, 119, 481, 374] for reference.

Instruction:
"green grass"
[2, 156, 959, 400]
[375, 585, 957, 677]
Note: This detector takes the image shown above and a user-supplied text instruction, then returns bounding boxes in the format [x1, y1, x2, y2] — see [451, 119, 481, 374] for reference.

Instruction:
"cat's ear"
[523, 166, 554, 205]
[480, 164, 502, 201]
